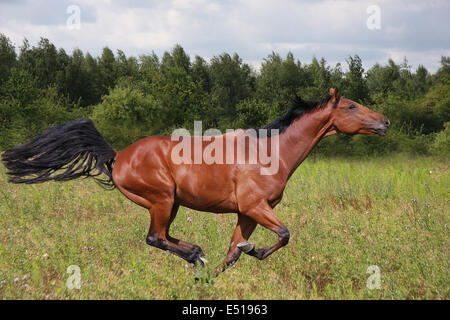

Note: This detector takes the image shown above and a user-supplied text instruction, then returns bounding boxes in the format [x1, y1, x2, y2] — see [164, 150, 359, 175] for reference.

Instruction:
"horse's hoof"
[199, 256, 208, 265]
[237, 241, 254, 253]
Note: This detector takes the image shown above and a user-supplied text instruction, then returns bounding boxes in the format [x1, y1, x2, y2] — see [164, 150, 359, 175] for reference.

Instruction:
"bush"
[91, 81, 163, 149]
[234, 98, 274, 129]
[349, 132, 400, 156]
[429, 123, 450, 156]
[0, 69, 80, 149]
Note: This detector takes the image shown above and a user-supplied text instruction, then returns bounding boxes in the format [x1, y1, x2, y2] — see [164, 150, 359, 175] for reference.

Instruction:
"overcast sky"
[1, 0, 449, 73]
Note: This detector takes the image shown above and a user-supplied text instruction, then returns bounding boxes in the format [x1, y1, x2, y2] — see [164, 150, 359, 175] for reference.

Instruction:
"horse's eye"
[348, 105, 357, 110]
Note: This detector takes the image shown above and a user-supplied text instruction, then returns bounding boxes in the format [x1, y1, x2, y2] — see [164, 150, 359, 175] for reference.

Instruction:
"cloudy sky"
[1, 0, 449, 72]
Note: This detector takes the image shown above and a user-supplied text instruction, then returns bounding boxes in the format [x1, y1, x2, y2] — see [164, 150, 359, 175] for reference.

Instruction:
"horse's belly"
[173, 165, 238, 213]
[178, 197, 238, 213]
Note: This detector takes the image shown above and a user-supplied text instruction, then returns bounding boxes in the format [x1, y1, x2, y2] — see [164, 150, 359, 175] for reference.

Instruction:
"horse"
[1, 88, 390, 277]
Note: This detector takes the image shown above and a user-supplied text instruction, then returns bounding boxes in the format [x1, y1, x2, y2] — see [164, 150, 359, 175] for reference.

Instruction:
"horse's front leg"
[214, 213, 257, 275]
[237, 200, 290, 260]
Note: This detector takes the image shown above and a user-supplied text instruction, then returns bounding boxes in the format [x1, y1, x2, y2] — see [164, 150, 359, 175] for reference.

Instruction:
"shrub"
[235, 98, 273, 129]
[429, 122, 450, 156]
[91, 81, 163, 149]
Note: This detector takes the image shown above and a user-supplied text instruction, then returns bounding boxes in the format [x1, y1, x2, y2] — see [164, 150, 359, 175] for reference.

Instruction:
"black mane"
[254, 94, 338, 137]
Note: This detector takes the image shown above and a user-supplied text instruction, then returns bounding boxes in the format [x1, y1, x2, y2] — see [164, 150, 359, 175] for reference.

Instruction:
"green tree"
[82, 52, 103, 105]
[343, 55, 369, 102]
[299, 57, 331, 100]
[429, 122, 450, 156]
[116, 49, 139, 79]
[413, 83, 450, 133]
[139, 52, 160, 84]
[17, 38, 60, 89]
[191, 55, 211, 92]
[330, 63, 344, 91]
[98, 47, 117, 95]
[434, 56, 450, 85]
[92, 80, 163, 148]
[0, 34, 17, 84]
[366, 59, 400, 95]
[235, 98, 272, 129]
[161, 44, 191, 75]
[0, 68, 76, 148]
[256, 52, 306, 106]
[209, 53, 255, 124]
[409, 65, 431, 97]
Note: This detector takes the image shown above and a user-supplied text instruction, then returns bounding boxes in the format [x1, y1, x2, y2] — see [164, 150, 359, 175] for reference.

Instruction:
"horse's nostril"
[384, 118, 391, 127]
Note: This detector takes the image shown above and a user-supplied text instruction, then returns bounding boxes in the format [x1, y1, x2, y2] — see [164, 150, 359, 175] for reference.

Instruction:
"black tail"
[1, 118, 116, 189]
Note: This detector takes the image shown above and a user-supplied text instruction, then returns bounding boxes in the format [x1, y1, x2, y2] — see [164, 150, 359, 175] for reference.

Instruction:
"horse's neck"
[277, 108, 333, 180]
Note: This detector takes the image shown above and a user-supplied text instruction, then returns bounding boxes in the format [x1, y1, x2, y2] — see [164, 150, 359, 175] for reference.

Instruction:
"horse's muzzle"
[372, 117, 390, 136]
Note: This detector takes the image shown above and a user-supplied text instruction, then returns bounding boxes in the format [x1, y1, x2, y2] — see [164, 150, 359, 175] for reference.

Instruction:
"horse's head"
[326, 88, 390, 136]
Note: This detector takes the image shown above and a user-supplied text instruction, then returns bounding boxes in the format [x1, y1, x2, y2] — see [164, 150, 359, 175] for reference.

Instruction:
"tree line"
[0, 34, 448, 156]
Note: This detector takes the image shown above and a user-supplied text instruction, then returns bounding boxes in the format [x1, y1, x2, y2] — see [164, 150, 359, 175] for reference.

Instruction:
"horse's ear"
[329, 88, 339, 102]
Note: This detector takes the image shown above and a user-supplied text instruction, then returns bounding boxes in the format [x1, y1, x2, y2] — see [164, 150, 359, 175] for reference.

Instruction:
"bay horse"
[1, 88, 390, 277]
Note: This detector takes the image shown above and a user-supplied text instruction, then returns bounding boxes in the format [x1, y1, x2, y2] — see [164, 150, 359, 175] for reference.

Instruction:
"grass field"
[0, 155, 448, 299]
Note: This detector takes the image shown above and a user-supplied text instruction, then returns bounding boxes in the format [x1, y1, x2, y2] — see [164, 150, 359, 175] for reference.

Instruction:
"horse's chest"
[268, 190, 284, 208]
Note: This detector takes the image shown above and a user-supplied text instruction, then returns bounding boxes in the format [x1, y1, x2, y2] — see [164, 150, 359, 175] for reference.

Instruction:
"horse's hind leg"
[146, 198, 206, 267]
[115, 181, 207, 272]
[165, 203, 206, 262]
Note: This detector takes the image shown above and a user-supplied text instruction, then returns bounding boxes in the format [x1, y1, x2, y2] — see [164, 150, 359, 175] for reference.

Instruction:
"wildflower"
[186, 217, 192, 222]
[13, 277, 19, 283]
[22, 275, 28, 281]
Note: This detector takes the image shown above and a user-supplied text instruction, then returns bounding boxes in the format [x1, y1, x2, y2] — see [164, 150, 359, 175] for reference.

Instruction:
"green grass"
[0, 155, 448, 299]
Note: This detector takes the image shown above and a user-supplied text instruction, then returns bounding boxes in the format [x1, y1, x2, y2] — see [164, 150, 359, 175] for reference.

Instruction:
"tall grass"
[0, 155, 448, 299]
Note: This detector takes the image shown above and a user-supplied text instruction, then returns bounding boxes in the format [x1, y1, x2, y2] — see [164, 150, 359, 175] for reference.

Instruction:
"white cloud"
[0, 0, 448, 72]
[383, 49, 450, 71]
